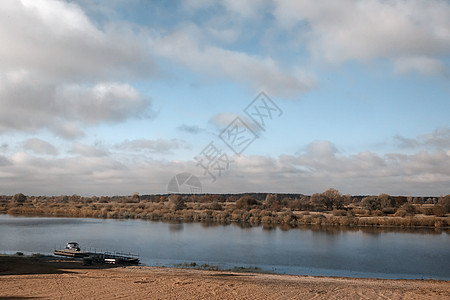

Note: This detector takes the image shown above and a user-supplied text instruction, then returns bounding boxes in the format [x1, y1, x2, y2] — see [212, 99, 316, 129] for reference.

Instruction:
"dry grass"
[1, 194, 449, 229]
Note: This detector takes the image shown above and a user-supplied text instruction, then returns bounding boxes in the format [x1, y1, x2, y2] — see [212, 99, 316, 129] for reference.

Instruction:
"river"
[0, 214, 449, 280]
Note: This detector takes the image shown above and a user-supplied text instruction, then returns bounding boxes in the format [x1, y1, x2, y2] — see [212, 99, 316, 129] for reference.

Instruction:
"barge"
[54, 242, 139, 265]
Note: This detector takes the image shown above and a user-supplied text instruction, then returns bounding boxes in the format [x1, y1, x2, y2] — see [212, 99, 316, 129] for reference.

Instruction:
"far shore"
[1, 255, 449, 299]
[1, 192, 449, 230]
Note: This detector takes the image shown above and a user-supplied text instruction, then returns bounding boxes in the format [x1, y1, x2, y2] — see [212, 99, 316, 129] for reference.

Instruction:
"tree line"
[1, 189, 449, 229]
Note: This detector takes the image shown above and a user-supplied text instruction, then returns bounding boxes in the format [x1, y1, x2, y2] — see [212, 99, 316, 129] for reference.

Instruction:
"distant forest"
[1, 189, 449, 229]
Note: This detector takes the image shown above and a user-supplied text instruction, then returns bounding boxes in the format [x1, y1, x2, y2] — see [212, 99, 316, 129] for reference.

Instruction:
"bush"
[372, 210, 384, 216]
[361, 196, 381, 211]
[208, 201, 223, 211]
[438, 195, 450, 213]
[419, 206, 434, 215]
[332, 209, 347, 216]
[433, 205, 446, 217]
[398, 203, 416, 216]
[287, 199, 303, 210]
[168, 194, 186, 211]
[235, 196, 260, 210]
[264, 194, 281, 211]
[353, 208, 370, 216]
[382, 207, 397, 215]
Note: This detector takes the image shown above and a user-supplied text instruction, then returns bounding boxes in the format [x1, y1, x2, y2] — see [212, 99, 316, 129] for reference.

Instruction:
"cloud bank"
[0, 0, 155, 138]
[1, 138, 449, 196]
[273, 0, 450, 75]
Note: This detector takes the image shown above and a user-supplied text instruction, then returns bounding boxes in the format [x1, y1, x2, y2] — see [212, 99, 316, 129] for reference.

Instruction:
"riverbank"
[2, 192, 449, 229]
[1, 256, 449, 299]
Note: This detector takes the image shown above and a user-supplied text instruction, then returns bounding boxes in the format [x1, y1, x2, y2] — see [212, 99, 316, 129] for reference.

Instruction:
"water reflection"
[168, 223, 184, 232]
[200, 222, 222, 228]
[0, 215, 449, 280]
[262, 224, 275, 231]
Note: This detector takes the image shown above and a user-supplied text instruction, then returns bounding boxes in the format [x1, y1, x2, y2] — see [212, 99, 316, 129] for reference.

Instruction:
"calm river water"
[0, 215, 449, 280]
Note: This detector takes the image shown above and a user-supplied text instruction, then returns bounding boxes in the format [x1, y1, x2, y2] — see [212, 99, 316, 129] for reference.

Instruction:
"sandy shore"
[0, 256, 449, 299]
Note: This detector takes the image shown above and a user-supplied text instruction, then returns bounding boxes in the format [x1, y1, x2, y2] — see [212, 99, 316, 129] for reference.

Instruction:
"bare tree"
[321, 188, 343, 210]
[264, 194, 280, 211]
[377, 193, 394, 208]
[310, 193, 324, 211]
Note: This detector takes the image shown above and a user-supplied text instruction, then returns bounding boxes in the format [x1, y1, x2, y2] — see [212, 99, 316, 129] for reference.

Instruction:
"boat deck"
[53, 249, 139, 264]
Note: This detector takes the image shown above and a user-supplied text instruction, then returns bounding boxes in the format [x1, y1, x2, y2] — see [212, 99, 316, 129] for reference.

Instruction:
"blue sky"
[0, 0, 449, 196]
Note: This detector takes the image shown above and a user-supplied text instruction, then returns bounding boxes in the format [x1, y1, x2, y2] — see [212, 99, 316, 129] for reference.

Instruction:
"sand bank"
[0, 256, 448, 299]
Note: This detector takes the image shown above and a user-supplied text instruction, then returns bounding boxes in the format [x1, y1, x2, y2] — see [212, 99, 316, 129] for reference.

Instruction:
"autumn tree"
[342, 194, 352, 208]
[264, 194, 280, 211]
[321, 188, 344, 210]
[209, 201, 223, 210]
[132, 193, 140, 202]
[438, 195, 450, 213]
[226, 195, 238, 203]
[310, 193, 324, 211]
[168, 194, 186, 211]
[287, 198, 302, 210]
[361, 196, 381, 212]
[13, 193, 26, 204]
[396, 203, 416, 216]
[377, 193, 394, 208]
[433, 204, 446, 217]
[235, 195, 259, 210]
[394, 196, 407, 208]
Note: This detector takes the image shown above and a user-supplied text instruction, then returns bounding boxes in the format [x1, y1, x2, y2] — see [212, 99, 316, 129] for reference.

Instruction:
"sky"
[0, 0, 449, 197]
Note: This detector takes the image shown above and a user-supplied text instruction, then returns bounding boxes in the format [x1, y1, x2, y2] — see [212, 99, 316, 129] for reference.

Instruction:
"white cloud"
[305, 140, 338, 157]
[209, 112, 261, 134]
[0, 0, 155, 80]
[395, 135, 420, 149]
[57, 83, 151, 125]
[225, 142, 450, 195]
[395, 128, 450, 150]
[0, 151, 197, 196]
[71, 143, 109, 157]
[177, 124, 205, 134]
[394, 56, 447, 76]
[24, 138, 58, 156]
[182, 0, 265, 19]
[114, 138, 186, 154]
[152, 29, 316, 97]
[273, 0, 450, 75]
[205, 27, 240, 44]
[0, 0, 155, 138]
[221, 0, 266, 19]
[1, 140, 449, 196]
[422, 128, 450, 149]
[0, 155, 11, 167]
[0, 78, 151, 138]
[182, 0, 216, 12]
